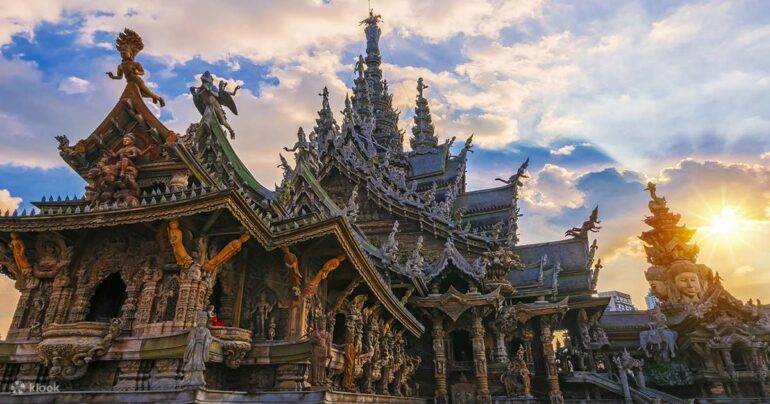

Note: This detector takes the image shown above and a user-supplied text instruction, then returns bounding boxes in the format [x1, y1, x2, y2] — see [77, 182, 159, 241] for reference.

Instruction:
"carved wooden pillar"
[522, 326, 535, 368]
[495, 331, 508, 363]
[175, 277, 209, 328]
[274, 363, 308, 390]
[174, 278, 191, 326]
[431, 316, 449, 404]
[231, 261, 247, 328]
[471, 314, 491, 404]
[151, 359, 181, 389]
[8, 289, 32, 338]
[342, 315, 356, 390]
[113, 360, 142, 391]
[134, 278, 159, 326]
[540, 315, 565, 404]
[16, 363, 40, 387]
[67, 287, 91, 323]
[119, 282, 141, 331]
[52, 286, 73, 324]
[45, 284, 70, 325]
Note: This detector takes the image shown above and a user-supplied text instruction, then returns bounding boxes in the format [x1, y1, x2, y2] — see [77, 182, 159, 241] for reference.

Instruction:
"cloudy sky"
[0, 0, 769, 333]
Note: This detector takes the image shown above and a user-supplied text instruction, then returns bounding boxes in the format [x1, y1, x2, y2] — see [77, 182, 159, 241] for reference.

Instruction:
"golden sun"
[704, 206, 742, 237]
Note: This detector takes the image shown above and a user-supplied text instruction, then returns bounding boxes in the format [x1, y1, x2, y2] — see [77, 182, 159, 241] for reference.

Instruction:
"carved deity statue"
[670, 260, 704, 302]
[182, 312, 213, 387]
[33, 233, 72, 283]
[106, 29, 165, 107]
[309, 316, 332, 386]
[167, 219, 193, 268]
[190, 71, 239, 139]
[9, 232, 31, 277]
[517, 347, 531, 397]
[267, 317, 276, 341]
[303, 254, 346, 298]
[280, 245, 302, 295]
[202, 233, 250, 272]
[645, 265, 669, 301]
[250, 292, 274, 338]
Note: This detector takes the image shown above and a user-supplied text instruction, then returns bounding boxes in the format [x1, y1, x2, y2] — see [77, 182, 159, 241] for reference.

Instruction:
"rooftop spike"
[410, 77, 438, 152]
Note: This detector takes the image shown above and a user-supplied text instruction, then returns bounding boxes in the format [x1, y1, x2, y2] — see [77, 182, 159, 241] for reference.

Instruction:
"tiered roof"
[0, 11, 604, 323]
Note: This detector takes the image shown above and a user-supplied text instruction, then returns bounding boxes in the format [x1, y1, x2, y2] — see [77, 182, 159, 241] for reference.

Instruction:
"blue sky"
[0, 0, 769, 319]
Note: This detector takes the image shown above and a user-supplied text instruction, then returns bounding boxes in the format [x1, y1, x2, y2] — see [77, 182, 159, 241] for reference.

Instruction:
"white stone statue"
[182, 311, 213, 387]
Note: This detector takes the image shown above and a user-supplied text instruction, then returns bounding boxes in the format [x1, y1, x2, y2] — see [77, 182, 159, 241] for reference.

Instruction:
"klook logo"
[9, 381, 60, 394]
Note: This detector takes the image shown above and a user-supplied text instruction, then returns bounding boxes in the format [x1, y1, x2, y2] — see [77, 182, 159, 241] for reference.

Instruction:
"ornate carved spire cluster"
[639, 183, 713, 305]
[313, 87, 339, 150]
[358, 10, 402, 152]
[639, 182, 699, 266]
[410, 78, 438, 152]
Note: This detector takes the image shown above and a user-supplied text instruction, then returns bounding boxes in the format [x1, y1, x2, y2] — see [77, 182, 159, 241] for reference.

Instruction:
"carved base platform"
[0, 388, 430, 403]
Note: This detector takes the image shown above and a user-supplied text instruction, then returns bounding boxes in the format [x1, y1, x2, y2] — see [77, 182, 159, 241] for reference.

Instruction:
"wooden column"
[471, 314, 491, 404]
[540, 315, 565, 404]
[431, 316, 449, 404]
[232, 266, 248, 327]
[134, 277, 159, 326]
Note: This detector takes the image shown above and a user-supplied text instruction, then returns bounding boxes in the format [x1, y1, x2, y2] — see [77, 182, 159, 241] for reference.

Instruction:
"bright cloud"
[549, 145, 576, 156]
[58, 76, 91, 94]
[0, 189, 22, 212]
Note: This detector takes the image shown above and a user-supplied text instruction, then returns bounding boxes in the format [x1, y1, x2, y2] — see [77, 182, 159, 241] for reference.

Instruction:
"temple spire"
[360, 9, 383, 97]
[313, 86, 339, 148]
[356, 9, 402, 153]
[639, 182, 699, 266]
[410, 77, 438, 152]
[351, 55, 374, 130]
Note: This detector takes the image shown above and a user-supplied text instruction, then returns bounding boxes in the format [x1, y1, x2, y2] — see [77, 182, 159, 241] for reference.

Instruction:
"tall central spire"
[355, 9, 403, 153]
[360, 10, 383, 97]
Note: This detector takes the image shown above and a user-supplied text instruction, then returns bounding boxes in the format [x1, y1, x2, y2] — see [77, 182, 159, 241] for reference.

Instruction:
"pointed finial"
[417, 77, 428, 97]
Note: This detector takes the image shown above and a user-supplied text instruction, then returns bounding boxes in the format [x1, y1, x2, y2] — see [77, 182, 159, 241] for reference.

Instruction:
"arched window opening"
[86, 272, 127, 323]
[332, 313, 347, 345]
[451, 330, 473, 362]
[731, 344, 748, 371]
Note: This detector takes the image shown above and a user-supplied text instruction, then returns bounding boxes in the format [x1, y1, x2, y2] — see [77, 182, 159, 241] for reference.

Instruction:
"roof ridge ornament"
[190, 71, 240, 139]
[565, 206, 601, 239]
[107, 29, 165, 107]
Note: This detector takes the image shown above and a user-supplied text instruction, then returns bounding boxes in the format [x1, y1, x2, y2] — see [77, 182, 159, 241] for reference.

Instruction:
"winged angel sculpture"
[190, 71, 240, 139]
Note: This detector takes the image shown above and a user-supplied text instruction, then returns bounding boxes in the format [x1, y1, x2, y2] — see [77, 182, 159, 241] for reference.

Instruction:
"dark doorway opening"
[332, 313, 347, 345]
[86, 272, 127, 323]
[209, 281, 223, 314]
[451, 330, 473, 362]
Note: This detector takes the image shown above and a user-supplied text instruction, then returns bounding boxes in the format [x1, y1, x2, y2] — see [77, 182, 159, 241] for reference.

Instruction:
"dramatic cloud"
[515, 158, 770, 308]
[0, 189, 21, 212]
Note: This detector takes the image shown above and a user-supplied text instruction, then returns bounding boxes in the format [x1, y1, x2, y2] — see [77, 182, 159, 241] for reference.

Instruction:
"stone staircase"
[563, 371, 686, 404]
